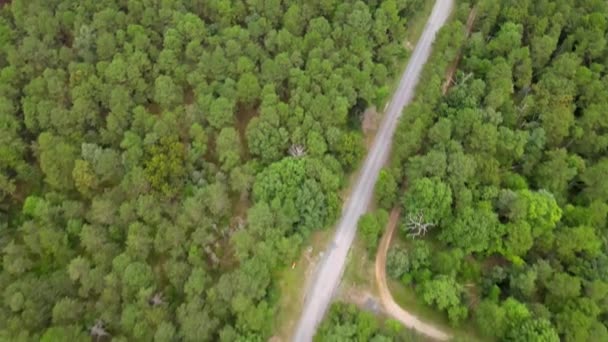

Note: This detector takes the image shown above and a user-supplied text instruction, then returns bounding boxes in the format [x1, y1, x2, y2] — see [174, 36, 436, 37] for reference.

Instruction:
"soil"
[441, 7, 478, 95]
[374, 208, 450, 341]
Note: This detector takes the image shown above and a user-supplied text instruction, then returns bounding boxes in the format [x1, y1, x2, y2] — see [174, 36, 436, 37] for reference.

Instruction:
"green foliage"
[236, 73, 261, 105]
[517, 190, 562, 238]
[358, 210, 388, 254]
[154, 75, 182, 109]
[144, 136, 187, 195]
[386, 0, 608, 337]
[421, 275, 467, 326]
[0, 0, 425, 338]
[253, 157, 339, 234]
[439, 201, 503, 254]
[505, 318, 560, 342]
[315, 303, 401, 341]
[207, 97, 235, 130]
[38, 132, 77, 190]
[375, 169, 398, 209]
[9, 0, 608, 339]
[387, 247, 410, 279]
[402, 177, 452, 226]
[216, 127, 242, 172]
[334, 131, 365, 171]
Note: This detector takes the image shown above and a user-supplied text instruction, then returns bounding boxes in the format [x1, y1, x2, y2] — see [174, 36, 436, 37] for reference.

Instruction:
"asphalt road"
[292, 1, 454, 340]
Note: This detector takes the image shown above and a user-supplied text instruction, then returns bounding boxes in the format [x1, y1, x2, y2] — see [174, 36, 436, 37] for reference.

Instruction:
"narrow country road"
[375, 209, 450, 340]
[292, 1, 454, 341]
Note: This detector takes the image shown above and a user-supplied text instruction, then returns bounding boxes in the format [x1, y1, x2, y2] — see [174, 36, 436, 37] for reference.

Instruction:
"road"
[292, 0, 454, 341]
[375, 209, 450, 340]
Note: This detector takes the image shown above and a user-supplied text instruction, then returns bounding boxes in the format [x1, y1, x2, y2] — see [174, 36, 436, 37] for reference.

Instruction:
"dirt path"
[292, 2, 454, 340]
[375, 208, 450, 341]
[441, 7, 478, 94]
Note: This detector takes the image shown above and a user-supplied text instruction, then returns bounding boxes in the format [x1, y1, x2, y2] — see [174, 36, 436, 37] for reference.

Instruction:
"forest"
[0, 0, 427, 340]
[374, 0, 608, 341]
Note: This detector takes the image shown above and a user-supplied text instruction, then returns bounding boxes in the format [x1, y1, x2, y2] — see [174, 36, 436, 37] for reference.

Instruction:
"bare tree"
[149, 292, 165, 307]
[289, 144, 306, 157]
[456, 71, 474, 86]
[405, 211, 435, 238]
[204, 245, 220, 266]
[90, 320, 110, 340]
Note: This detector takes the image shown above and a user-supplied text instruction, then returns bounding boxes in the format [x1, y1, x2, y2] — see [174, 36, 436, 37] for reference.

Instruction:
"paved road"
[292, 1, 454, 340]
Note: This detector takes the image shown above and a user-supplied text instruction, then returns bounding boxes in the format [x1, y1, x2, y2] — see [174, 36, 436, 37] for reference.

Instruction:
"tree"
[315, 303, 391, 342]
[154, 75, 182, 109]
[358, 210, 388, 253]
[89, 320, 110, 340]
[547, 273, 581, 300]
[122, 261, 154, 299]
[154, 322, 176, 342]
[177, 303, 217, 342]
[51, 298, 82, 325]
[216, 127, 242, 172]
[534, 149, 584, 203]
[581, 158, 608, 202]
[144, 135, 187, 195]
[421, 275, 467, 325]
[41, 326, 88, 342]
[505, 318, 559, 342]
[439, 201, 503, 254]
[475, 300, 506, 338]
[510, 268, 538, 300]
[236, 72, 261, 105]
[374, 169, 398, 209]
[207, 97, 235, 130]
[518, 190, 562, 238]
[253, 157, 337, 233]
[503, 220, 534, 257]
[402, 177, 452, 228]
[246, 111, 289, 164]
[432, 249, 463, 276]
[554, 298, 600, 342]
[126, 222, 153, 260]
[334, 131, 364, 171]
[554, 226, 601, 262]
[422, 275, 462, 310]
[72, 159, 98, 197]
[404, 211, 435, 238]
[38, 132, 77, 190]
[0, 1, 524, 341]
[283, 4, 305, 36]
[386, 247, 410, 279]
[487, 22, 523, 57]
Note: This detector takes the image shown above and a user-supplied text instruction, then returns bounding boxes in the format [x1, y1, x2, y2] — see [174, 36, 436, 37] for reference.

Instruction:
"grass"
[332, 3, 487, 340]
[340, 228, 484, 341]
[338, 221, 485, 342]
[406, 1, 437, 45]
[343, 236, 377, 290]
[387, 231, 487, 342]
[273, 228, 334, 341]
[379, 0, 436, 114]
[272, 4, 444, 340]
[388, 277, 485, 342]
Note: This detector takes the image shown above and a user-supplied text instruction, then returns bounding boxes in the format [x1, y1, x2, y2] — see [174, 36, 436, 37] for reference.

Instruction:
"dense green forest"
[378, 0, 608, 341]
[0, 0, 427, 340]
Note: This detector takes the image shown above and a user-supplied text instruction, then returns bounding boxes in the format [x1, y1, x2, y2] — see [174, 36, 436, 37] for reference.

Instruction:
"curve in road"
[375, 208, 450, 340]
[292, 1, 454, 341]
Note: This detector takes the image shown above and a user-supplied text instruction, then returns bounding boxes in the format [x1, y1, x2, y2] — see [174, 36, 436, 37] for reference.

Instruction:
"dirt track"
[374, 208, 450, 341]
[291, 1, 454, 340]
[441, 7, 478, 94]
